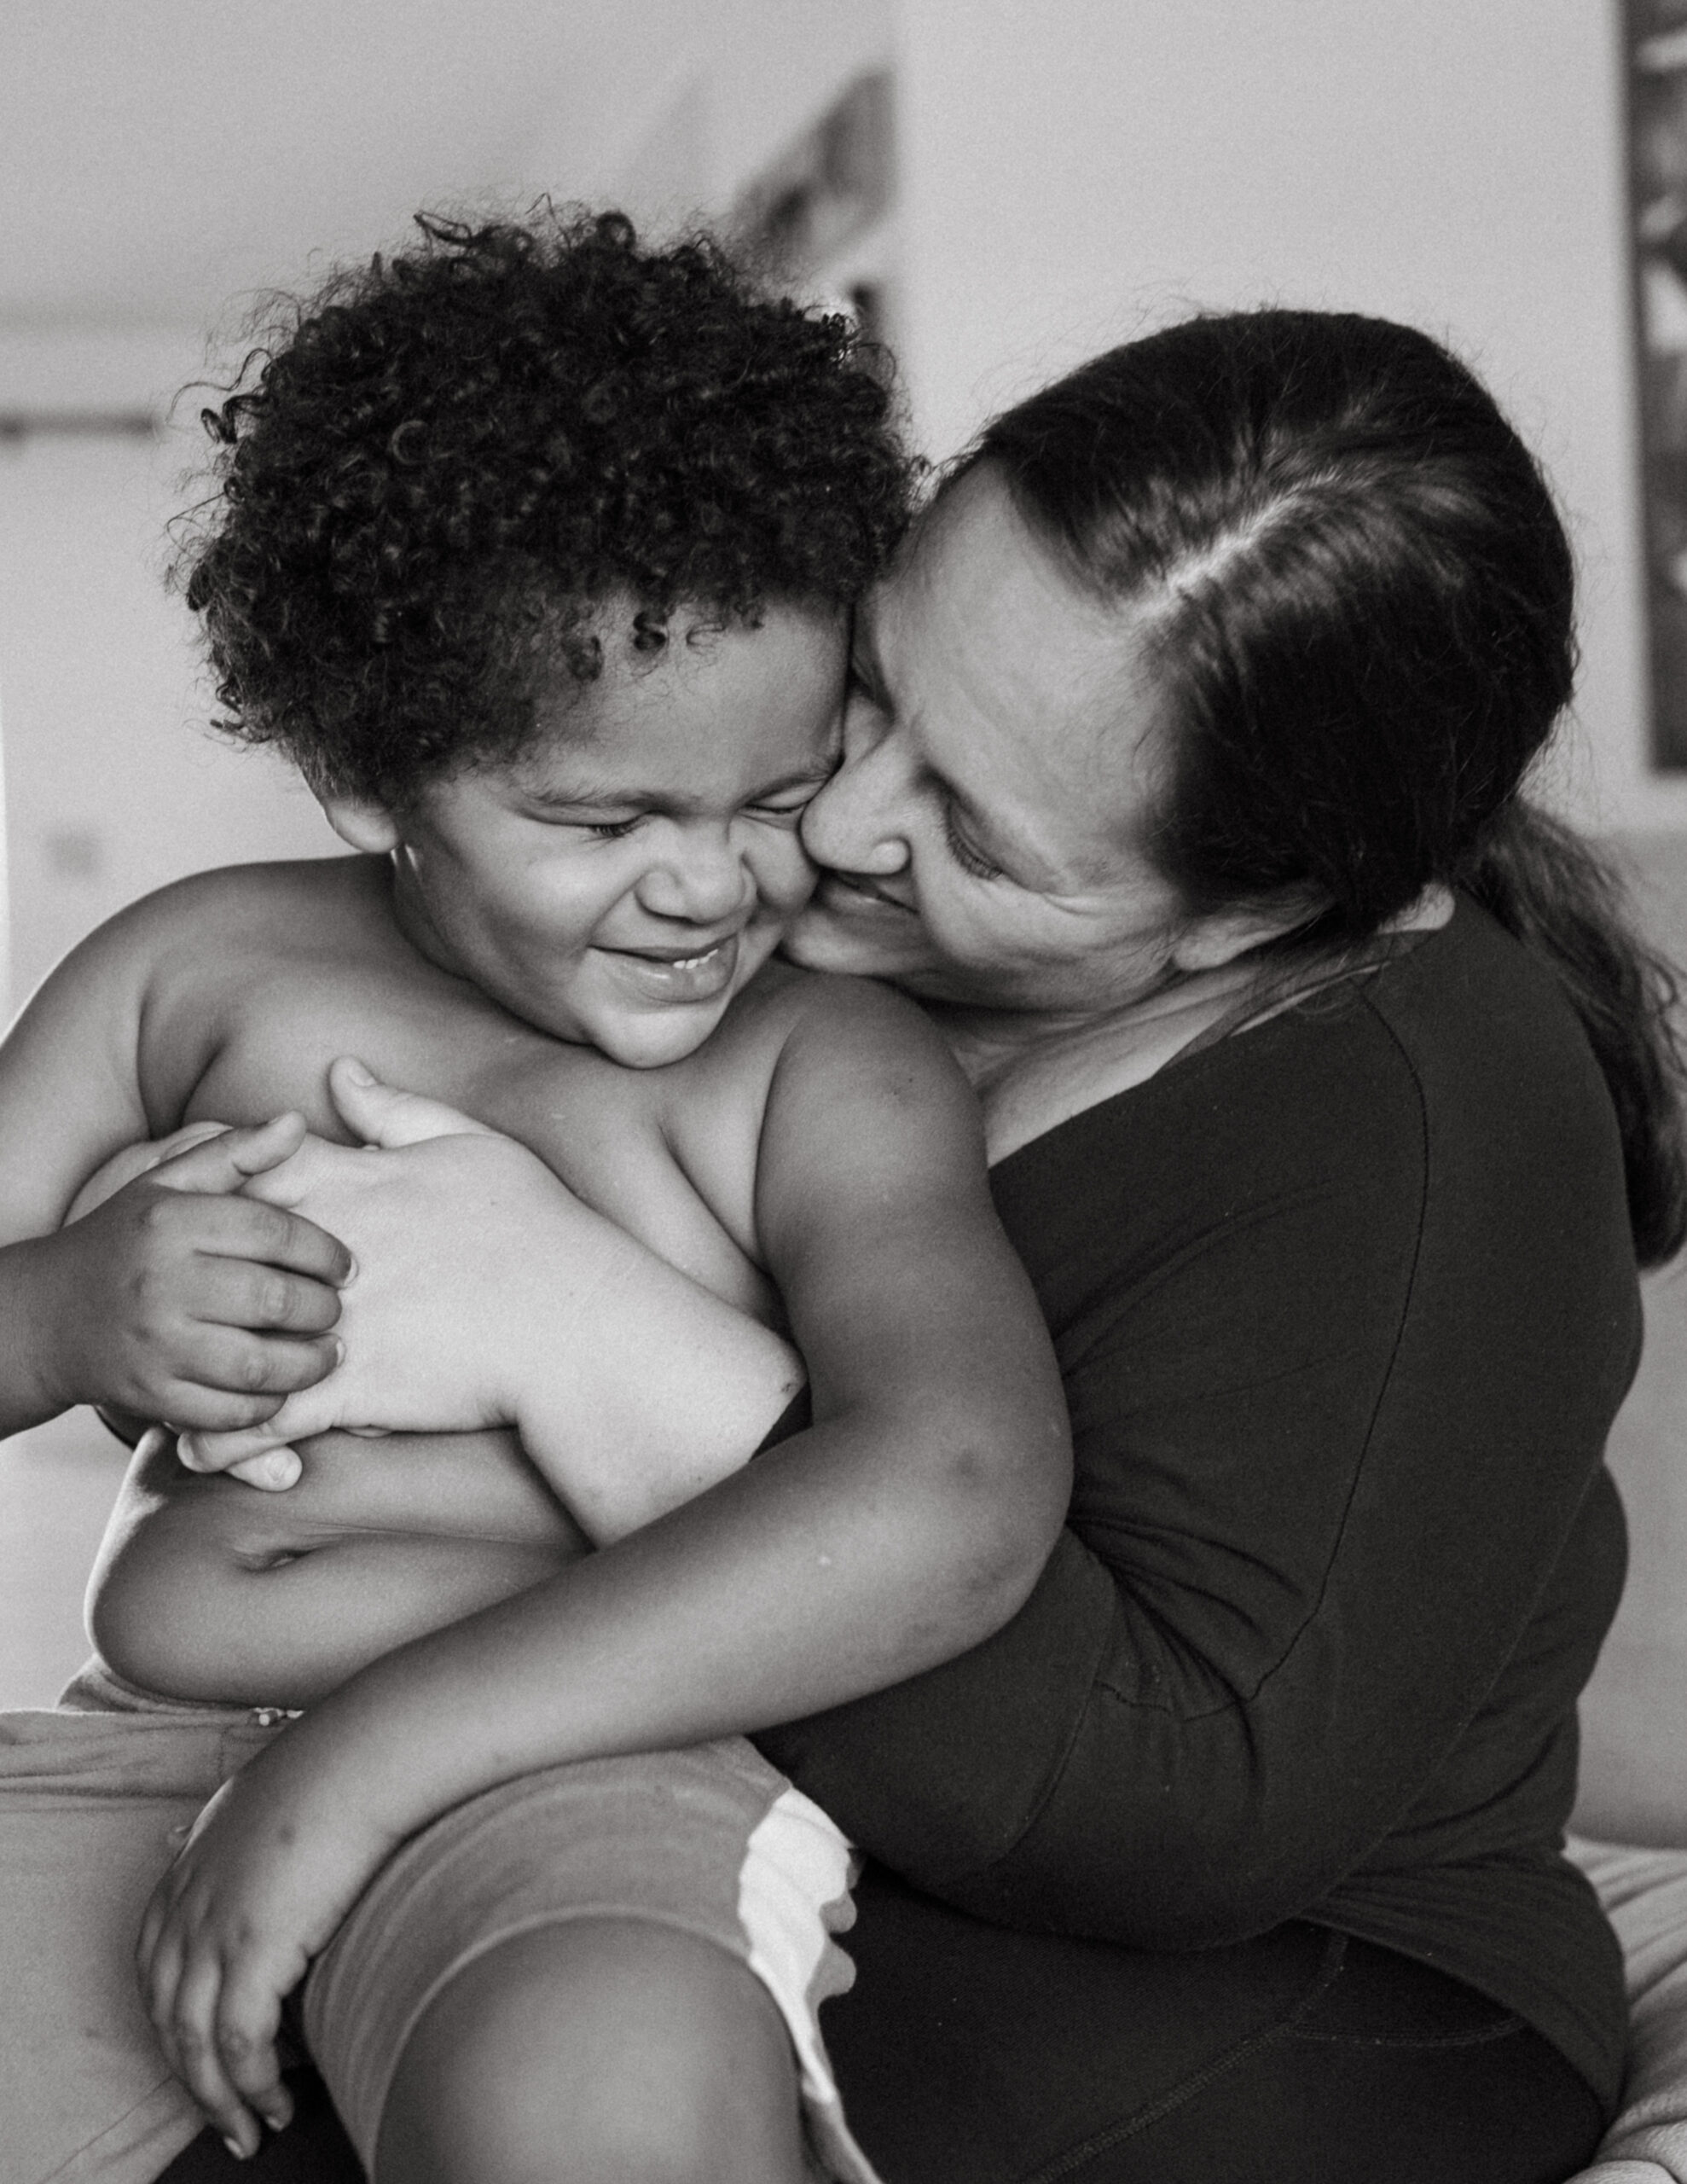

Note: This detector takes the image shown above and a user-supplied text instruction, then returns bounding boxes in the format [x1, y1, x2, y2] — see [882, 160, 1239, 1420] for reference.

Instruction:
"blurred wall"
[0, 338, 344, 1015]
[896, 0, 1658, 834]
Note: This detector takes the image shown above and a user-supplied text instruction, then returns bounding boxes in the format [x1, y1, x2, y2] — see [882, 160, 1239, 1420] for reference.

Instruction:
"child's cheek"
[763, 830, 820, 915]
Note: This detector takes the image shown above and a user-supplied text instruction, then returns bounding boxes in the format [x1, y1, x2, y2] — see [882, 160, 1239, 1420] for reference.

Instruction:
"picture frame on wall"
[1628, 0, 1687, 767]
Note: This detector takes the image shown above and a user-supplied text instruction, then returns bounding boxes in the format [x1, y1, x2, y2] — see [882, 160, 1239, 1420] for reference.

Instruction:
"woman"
[153, 308, 1677, 2181]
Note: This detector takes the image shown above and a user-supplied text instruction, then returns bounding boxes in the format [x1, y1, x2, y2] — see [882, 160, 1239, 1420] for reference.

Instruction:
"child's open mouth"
[600, 932, 741, 1004]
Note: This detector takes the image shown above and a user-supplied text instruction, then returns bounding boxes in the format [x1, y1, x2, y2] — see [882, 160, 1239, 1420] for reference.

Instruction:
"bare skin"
[11, 850, 1023, 1709]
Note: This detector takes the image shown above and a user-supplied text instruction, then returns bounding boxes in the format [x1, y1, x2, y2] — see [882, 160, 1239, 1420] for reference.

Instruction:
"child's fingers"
[166, 1954, 264, 2158]
[328, 1054, 501, 1147]
[177, 1190, 355, 1290]
[63, 1122, 237, 1225]
[165, 1324, 341, 1405]
[210, 1969, 293, 2140]
[197, 1253, 345, 1338]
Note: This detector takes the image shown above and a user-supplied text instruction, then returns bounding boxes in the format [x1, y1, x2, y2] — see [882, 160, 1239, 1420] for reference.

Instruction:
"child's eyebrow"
[521, 758, 839, 814]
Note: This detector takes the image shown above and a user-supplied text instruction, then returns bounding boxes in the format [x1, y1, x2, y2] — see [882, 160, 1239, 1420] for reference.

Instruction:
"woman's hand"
[29, 1114, 351, 1436]
[179, 1061, 805, 1536]
[136, 1740, 398, 2159]
[175, 1062, 619, 1476]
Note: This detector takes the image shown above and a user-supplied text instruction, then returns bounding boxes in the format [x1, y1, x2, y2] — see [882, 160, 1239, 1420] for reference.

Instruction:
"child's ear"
[318, 793, 402, 855]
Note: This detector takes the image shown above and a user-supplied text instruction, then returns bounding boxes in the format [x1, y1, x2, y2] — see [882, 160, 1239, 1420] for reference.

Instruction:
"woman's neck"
[928, 961, 1272, 1165]
[937, 882, 1454, 1165]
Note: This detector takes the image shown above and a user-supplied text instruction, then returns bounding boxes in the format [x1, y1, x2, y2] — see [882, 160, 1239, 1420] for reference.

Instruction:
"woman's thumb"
[328, 1057, 498, 1148]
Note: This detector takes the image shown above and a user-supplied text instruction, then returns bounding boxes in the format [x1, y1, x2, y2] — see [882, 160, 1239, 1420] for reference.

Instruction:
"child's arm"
[0, 904, 351, 1438]
[138, 980, 1072, 2151]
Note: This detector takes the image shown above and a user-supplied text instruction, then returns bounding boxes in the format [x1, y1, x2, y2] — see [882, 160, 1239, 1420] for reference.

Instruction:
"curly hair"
[178, 208, 915, 803]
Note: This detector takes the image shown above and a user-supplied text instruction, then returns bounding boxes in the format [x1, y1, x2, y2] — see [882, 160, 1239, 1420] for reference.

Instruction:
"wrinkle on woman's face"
[789, 465, 1189, 1019]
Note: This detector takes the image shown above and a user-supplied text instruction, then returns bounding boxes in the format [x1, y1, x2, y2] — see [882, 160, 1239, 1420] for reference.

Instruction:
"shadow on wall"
[1577, 828, 1687, 1845]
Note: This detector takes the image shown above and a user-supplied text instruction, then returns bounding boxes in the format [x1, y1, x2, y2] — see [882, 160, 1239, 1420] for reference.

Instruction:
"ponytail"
[1462, 804, 1687, 1266]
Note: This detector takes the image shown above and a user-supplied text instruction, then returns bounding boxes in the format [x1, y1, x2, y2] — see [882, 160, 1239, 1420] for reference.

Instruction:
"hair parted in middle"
[179, 207, 916, 805]
[956, 308, 1686, 1263]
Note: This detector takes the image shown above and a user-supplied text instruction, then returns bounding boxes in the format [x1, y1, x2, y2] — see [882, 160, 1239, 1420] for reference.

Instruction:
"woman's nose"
[635, 823, 754, 926]
[801, 703, 910, 878]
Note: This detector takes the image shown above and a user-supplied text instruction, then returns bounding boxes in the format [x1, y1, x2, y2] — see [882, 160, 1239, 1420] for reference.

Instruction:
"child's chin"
[589, 1004, 728, 1071]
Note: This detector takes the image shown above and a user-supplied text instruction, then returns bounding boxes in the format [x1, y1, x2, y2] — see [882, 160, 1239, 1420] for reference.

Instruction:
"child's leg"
[0, 1693, 287, 2184]
[374, 1917, 807, 2184]
[304, 1740, 881, 2183]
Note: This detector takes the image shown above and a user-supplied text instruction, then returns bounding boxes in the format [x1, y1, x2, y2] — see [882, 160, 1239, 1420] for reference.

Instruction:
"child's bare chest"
[143, 906, 780, 1325]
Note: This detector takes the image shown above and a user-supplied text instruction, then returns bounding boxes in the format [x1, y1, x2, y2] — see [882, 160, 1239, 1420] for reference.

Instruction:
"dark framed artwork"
[1628, 0, 1687, 765]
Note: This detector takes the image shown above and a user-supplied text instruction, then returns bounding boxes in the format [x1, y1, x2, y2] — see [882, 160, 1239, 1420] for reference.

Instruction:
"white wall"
[895, 0, 1660, 833]
[0, 332, 342, 1015]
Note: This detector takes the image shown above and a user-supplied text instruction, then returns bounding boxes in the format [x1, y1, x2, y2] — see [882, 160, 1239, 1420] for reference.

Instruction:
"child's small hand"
[38, 1116, 353, 1432]
[136, 1745, 396, 2158]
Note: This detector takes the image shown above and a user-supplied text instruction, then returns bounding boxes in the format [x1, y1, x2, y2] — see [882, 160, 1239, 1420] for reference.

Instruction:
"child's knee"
[374, 1918, 806, 2184]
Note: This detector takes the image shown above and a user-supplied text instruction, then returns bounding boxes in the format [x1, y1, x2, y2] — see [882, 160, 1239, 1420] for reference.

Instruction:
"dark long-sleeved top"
[760, 899, 1638, 2111]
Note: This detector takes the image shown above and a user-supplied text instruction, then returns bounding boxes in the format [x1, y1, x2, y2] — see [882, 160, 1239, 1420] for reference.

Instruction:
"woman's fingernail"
[223, 2136, 249, 2161]
[342, 1058, 375, 1086]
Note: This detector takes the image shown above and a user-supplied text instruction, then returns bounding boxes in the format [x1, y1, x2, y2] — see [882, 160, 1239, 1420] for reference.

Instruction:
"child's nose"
[636, 823, 753, 925]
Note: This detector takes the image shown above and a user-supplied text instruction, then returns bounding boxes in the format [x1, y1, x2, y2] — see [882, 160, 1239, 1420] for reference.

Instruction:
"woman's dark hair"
[178, 207, 913, 805]
[962, 309, 1687, 1263]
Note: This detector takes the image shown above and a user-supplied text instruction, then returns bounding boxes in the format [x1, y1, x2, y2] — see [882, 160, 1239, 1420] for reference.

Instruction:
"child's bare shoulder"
[54, 855, 366, 992]
[692, 956, 952, 1083]
[48, 856, 380, 1126]
[765, 958, 963, 1083]
[677, 957, 970, 1155]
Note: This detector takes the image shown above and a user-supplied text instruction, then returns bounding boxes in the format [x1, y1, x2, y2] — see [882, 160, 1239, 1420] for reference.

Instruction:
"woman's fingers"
[328, 1054, 501, 1147]
[223, 1449, 304, 1491]
[180, 1391, 329, 1478]
[148, 1112, 310, 1195]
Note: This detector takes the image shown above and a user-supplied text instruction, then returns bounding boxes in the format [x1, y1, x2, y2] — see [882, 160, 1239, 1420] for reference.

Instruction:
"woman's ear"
[317, 793, 402, 855]
[1168, 887, 1328, 973]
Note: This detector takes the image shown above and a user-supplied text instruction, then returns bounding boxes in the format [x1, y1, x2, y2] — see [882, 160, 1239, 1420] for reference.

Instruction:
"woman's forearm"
[496, 1226, 805, 1539]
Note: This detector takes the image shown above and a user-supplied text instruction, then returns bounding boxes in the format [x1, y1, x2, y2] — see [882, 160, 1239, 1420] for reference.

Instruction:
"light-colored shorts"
[1, 1661, 880, 2184]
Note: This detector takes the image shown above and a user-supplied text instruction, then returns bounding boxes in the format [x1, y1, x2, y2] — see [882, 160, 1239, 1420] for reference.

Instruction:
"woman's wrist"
[501, 1230, 805, 1540]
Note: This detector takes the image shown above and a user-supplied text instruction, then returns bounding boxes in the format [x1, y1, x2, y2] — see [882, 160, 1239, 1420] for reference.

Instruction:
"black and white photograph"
[3, 7, 1687, 2181]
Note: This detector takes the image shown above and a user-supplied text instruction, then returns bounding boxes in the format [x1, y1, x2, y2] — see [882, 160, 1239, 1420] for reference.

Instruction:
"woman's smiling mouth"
[815, 872, 914, 916]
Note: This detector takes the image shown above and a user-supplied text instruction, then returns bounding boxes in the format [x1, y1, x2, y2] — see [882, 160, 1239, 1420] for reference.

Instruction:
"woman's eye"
[942, 804, 1003, 882]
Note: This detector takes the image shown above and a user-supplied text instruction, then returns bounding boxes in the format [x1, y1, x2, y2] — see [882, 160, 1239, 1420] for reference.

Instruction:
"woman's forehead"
[873, 470, 1166, 857]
